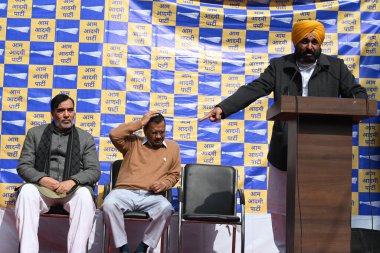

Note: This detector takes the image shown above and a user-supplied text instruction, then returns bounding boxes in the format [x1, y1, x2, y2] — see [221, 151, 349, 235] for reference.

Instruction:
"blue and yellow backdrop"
[0, 0, 379, 225]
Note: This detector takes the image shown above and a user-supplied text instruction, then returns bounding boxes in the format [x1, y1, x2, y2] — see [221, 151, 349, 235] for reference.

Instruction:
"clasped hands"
[39, 177, 77, 194]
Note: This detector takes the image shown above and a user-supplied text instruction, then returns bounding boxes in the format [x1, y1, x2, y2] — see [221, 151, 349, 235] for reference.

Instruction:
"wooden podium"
[266, 96, 377, 253]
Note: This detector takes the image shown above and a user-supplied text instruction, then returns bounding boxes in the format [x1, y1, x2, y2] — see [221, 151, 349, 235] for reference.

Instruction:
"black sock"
[135, 241, 149, 252]
[120, 243, 131, 253]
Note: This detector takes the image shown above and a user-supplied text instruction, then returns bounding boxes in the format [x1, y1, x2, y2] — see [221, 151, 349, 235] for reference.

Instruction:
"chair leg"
[160, 229, 165, 252]
[241, 223, 245, 253]
[232, 225, 236, 253]
[106, 225, 111, 253]
[158, 222, 171, 253]
[178, 219, 182, 253]
[241, 211, 245, 253]
[165, 223, 170, 253]
[102, 224, 106, 253]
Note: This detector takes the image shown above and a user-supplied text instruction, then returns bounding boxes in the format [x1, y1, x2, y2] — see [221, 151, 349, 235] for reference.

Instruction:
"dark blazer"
[218, 53, 367, 171]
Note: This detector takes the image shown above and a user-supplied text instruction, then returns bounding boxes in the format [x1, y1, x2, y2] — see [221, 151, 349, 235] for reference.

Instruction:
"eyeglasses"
[55, 108, 75, 114]
[150, 130, 165, 136]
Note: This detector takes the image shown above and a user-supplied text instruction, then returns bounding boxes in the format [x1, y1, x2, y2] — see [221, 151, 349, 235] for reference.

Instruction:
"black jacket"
[218, 53, 367, 171]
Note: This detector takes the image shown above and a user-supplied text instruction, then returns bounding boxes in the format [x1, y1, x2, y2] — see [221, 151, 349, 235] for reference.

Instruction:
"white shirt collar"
[142, 136, 167, 148]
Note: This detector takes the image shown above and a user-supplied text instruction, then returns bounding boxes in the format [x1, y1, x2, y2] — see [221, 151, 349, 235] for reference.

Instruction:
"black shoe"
[134, 241, 148, 253]
[119, 243, 131, 253]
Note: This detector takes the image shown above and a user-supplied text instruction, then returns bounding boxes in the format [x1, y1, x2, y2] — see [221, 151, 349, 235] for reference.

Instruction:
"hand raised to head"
[141, 111, 160, 127]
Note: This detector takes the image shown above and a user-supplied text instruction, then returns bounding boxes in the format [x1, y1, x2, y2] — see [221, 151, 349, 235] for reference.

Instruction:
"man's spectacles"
[150, 130, 165, 136]
[55, 108, 75, 114]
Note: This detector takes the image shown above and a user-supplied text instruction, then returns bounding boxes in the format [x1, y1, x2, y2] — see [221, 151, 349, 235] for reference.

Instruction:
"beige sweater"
[109, 122, 181, 191]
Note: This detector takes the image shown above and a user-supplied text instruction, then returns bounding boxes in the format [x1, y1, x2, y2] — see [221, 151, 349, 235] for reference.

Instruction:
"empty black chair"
[178, 163, 245, 253]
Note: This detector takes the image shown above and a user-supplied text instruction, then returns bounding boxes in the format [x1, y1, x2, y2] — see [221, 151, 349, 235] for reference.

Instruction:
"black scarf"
[35, 124, 81, 180]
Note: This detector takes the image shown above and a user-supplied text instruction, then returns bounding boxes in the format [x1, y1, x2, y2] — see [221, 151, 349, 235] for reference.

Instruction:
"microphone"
[285, 68, 299, 96]
[320, 63, 372, 123]
[319, 63, 357, 99]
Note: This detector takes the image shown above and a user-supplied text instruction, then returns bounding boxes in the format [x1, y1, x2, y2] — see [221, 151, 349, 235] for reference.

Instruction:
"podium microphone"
[285, 68, 299, 96]
[319, 64, 358, 99]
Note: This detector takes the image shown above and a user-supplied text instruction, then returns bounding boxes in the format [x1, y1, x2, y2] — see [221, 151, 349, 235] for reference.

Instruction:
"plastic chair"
[178, 163, 245, 253]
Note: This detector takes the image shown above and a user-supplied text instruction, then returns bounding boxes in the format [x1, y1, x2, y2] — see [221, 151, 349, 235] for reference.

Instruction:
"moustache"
[303, 50, 315, 55]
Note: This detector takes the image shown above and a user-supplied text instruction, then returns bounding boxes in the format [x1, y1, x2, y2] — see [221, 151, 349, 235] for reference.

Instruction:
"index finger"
[199, 111, 213, 122]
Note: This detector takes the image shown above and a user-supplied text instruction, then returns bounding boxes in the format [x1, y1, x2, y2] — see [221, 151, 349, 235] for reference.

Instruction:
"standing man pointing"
[200, 20, 367, 252]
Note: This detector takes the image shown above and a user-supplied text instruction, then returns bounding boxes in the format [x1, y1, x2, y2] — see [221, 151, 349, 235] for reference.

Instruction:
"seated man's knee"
[17, 184, 40, 200]
[74, 187, 94, 204]
[101, 194, 119, 214]
[160, 200, 174, 217]
[101, 198, 112, 213]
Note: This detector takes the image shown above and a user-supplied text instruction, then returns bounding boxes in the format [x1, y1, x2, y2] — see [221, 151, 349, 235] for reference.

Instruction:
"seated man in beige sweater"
[102, 111, 181, 253]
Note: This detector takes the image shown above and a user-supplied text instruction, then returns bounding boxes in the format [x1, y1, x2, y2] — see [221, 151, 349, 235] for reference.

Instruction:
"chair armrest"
[237, 189, 245, 205]
[103, 183, 110, 200]
[177, 186, 182, 203]
[165, 188, 173, 202]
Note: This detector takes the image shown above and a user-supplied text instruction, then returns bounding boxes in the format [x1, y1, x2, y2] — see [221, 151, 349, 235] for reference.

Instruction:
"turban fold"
[292, 20, 325, 46]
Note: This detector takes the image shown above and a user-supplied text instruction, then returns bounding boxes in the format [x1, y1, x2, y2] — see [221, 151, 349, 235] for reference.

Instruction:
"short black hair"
[143, 113, 165, 131]
[50, 94, 75, 113]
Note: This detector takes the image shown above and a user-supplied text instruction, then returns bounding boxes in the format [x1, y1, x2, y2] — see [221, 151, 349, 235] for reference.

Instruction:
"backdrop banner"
[0, 1, 380, 251]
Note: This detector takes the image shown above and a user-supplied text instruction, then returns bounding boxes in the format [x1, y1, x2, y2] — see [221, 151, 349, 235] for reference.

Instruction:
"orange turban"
[292, 20, 325, 46]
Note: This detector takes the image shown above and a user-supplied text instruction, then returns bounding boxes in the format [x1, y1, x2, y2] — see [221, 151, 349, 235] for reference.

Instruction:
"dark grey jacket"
[17, 124, 101, 191]
[218, 53, 367, 171]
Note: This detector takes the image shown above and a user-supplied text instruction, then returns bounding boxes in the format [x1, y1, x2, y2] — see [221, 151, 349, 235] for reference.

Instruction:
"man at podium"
[200, 20, 367, 253]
